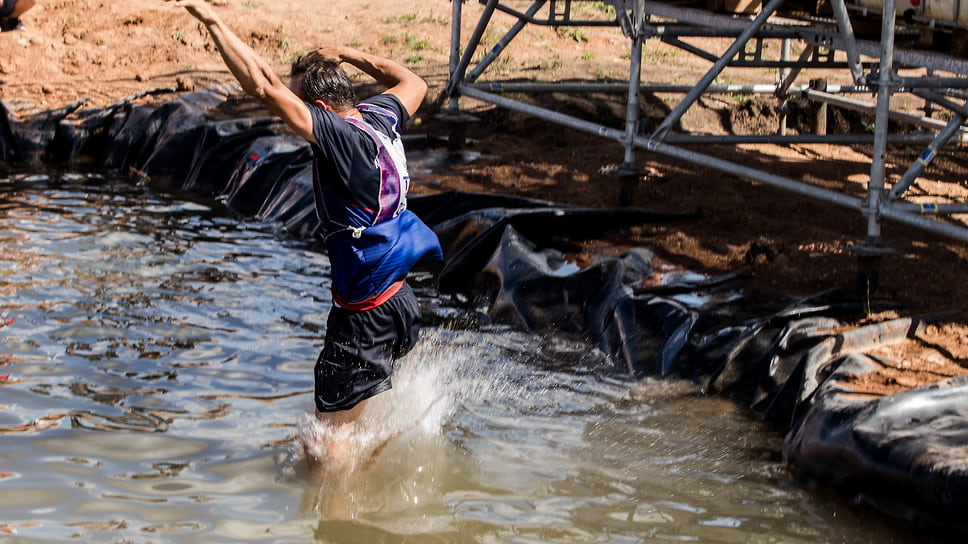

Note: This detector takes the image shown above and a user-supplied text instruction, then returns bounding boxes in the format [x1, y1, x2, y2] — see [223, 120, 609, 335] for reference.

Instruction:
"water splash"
[293, 329, 488, 524]
[296, 330, 471, 473]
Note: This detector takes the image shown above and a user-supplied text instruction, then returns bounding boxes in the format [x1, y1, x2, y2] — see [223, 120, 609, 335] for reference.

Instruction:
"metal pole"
[444, 0, 500, 99]
[891, 202, 968, 216]
[467, 82, 867, 94]
[650, 0, 787, 141]
[830, 0, 865, 85]
[447, 0, 464, 112]
[914, 88, 968, 118]
[779, 38, 790, 136]
[457, 85, 968, 244]
[623, 32, 644, 169]
[802, 88, 963, 133]
[866, 0, 896, 242]
[888, 107, 967, 201]
[896, 76, 968, 89]
[662, 133, 939, 145]
[923, 68, 937, 118]
[466, 0, 547, 83]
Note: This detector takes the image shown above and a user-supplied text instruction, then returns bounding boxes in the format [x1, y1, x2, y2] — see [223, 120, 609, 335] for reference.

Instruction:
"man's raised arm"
[165, 0, 316, 144]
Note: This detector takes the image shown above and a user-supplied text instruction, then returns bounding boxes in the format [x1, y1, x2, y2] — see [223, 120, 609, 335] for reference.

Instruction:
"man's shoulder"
[307, 102, 360, 145]
[361, 93, 406, 112]
[360, 94, 409, 127]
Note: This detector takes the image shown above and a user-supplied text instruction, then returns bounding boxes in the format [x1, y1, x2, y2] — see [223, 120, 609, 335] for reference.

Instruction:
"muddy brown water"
[0, 172, 923, 542]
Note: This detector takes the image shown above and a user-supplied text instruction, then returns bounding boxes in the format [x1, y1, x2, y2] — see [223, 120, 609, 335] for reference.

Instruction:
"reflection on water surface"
[0, 172, 918, 542]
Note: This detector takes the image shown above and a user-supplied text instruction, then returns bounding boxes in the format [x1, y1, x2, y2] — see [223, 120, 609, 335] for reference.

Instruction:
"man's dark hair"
[291, 55, 357, 112]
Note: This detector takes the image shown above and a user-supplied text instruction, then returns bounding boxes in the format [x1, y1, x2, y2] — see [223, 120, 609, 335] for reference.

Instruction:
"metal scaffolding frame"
[442, 0, 968, 246]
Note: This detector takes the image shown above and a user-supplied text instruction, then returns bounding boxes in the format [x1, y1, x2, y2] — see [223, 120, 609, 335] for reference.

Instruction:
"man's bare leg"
[303, 401, 370, 518]
[314, 399, 368, 462]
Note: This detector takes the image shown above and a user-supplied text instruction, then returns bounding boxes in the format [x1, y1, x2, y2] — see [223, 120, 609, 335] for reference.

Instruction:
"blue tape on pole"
[917, 145, 936, 167]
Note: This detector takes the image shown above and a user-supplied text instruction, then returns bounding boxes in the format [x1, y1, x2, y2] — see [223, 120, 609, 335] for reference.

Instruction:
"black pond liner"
[3, 84, 967, 535]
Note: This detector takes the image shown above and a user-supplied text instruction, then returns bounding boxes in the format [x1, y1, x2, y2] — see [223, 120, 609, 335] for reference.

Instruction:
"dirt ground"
[2, 0, 967, 394]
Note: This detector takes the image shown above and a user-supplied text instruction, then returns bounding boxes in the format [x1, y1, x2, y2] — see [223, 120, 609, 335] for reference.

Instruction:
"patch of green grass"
[405, 52, 424, 66]
[381, 34, 398, 45]
[582, 50, 594, 60]
[588, 1, 616, 16]
[531, 59, 562, 72]
[383, 13, 419, 24]
[495, 53, 516, 74]
[643, 46, 684, 65]
[276, 38, 294, 64]
[242, 1, 261, 9]
[346, 38, 363, 48]
[174, 29, 186, 44]
[594, 67, 620, 80]
[422, 12, 449, 25]
[556, 27, 588, 43]
[384, 10, 449, 25]
[404, 33, 438, 51]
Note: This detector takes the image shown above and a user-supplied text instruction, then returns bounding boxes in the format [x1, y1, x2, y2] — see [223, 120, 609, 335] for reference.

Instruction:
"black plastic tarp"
[2, 85, 966, 534]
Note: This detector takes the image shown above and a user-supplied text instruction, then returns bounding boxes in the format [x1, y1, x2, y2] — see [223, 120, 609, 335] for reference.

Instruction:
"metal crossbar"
[443, 0, 968, 245]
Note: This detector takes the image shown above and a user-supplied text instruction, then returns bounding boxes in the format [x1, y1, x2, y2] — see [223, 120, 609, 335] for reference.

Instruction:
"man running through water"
[163, 0, 442, 460]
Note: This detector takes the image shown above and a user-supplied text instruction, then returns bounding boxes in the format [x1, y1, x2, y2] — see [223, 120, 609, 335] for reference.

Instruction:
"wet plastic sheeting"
[254, 163, 318, 238]
[1, 97, 85, 162]
[468, 229, 698, 379]
[217, 133, 320, 237]
[786, 361, 968, 531]
[221, 134, 311, 214]
[0, 100, 17, 161]
[1, 85, 966, 533]
[433, 205, 696, 292]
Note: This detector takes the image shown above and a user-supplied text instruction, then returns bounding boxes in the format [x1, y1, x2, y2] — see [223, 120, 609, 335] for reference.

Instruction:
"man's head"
[290, 54, 357, 113]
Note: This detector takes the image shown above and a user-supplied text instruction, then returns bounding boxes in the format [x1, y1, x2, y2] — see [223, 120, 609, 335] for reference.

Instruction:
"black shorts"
[314, 282, 421, 413]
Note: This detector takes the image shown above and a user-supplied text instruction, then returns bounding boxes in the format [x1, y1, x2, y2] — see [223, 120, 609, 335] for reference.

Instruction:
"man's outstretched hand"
[164, 0, 219, 26]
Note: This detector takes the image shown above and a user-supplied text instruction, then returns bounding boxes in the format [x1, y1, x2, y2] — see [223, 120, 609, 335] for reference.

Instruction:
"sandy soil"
[2, 0, 967, 393]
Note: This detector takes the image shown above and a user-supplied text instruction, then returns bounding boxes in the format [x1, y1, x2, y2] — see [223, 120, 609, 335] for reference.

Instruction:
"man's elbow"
[418, 77, 429, 99]
[252, 85, 272, 103]
[247, 79, 282, 106]
[245, 67, 284, 101]
[413, 76, 429, 104]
